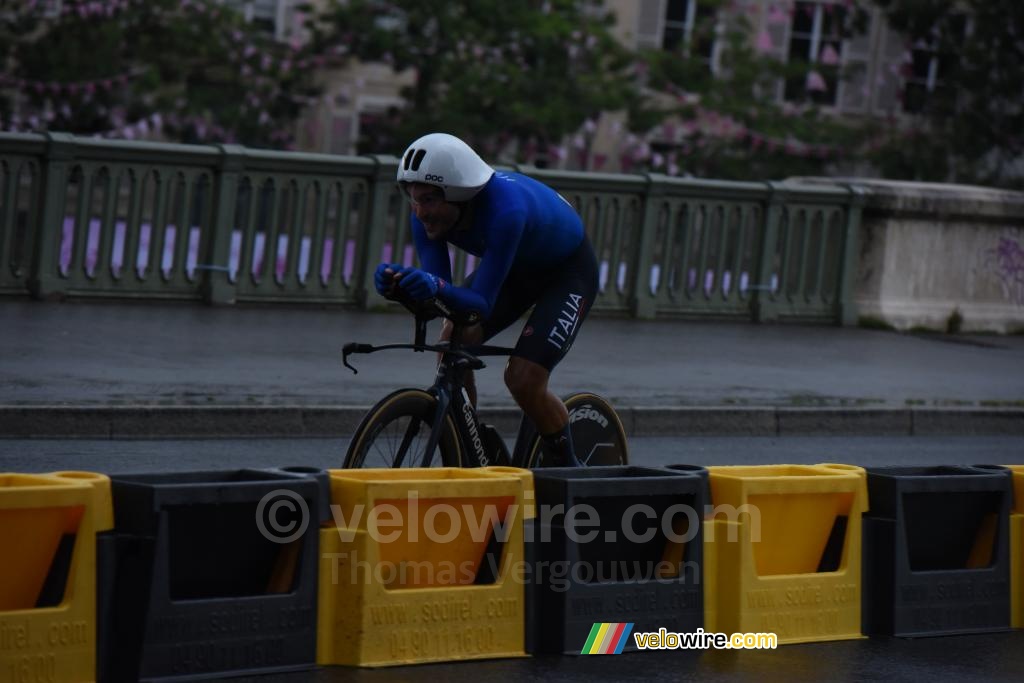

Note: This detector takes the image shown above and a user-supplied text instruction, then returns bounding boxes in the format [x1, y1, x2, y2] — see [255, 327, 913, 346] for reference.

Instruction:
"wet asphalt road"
[4, 301, 1024, 409]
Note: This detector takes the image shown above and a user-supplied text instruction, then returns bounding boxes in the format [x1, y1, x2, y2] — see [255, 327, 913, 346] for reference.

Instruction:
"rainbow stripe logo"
[581, 622, 635, 655]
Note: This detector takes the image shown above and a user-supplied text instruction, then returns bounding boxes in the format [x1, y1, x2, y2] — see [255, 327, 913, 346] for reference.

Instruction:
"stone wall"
[792, 178, 1024, 334]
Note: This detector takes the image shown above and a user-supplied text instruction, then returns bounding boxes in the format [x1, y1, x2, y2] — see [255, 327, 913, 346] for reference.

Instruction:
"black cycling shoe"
[537, 448, 584, 467]
[538, 425, 584, 467]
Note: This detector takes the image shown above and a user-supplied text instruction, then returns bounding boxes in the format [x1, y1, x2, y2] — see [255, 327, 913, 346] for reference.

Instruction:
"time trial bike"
[340, 295, 628, 469]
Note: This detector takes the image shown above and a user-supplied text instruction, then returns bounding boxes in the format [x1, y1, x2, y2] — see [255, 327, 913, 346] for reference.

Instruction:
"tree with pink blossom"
[304, 0, 637, 164]
[628, 0, 875, 180]
[872, 0, 1023, 189]
[0, 0, 326, 148]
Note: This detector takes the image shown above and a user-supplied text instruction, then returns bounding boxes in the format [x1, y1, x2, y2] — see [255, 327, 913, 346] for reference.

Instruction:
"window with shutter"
[784, 1, 846, 106]
[837, 7, 876, 113]
[763, 1, 791, 60]
[760, 0, 792, 101]
[662, 0, 718, 73]
[663, 0, 691, 51]
[902, 14, 968, 114]
[636, 0, 666, 49]
[872, 23, 907, 115]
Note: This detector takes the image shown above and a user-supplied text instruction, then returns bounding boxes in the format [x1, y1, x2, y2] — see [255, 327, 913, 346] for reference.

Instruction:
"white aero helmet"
[396, 133, 494, 202]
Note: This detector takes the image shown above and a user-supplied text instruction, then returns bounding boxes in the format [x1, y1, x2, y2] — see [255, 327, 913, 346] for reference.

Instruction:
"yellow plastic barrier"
[1009, 465, 1024, 629]
[704, 464, 867, 645]
[317, 467, 532, 667]
[0, 471, 113, 682]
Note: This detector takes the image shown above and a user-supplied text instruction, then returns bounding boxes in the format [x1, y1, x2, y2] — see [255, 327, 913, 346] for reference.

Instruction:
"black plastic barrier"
[99, 468, 329, 681]
[664, 464, 711, 517]
[526, 466, 707, 655]
[862, 465, 1013, 637]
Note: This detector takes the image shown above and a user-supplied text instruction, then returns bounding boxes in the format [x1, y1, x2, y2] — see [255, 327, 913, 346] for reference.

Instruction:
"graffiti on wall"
[984, 235, 1024, 306]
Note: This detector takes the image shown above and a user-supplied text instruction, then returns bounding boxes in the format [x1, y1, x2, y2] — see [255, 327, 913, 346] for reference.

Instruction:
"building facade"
[225, 0, 413, 156]
[233, 0, 962, 167]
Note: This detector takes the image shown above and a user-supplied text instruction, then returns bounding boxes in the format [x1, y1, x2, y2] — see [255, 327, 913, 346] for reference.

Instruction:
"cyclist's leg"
[505, 358, 579, 466]
[450, 268, 544, 407]
[505, 238, 599, 466]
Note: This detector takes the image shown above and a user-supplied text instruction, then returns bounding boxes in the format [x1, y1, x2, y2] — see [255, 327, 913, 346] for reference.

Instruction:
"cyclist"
[374, 132, 598, 467]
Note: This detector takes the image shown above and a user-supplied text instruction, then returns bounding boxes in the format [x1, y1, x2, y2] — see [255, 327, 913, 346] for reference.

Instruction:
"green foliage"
[945, 308, 963, 334]
[0, 0, 322, 147]
[628, 0, 875, 180]
[307, 0, 637, 158]
[872, 0, 1024, 188]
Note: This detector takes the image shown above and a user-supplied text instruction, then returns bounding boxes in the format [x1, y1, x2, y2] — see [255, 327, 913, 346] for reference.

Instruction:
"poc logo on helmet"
[424, 173, 444, 182]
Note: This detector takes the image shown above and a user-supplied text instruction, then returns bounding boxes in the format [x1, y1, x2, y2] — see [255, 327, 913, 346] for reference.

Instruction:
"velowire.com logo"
[581, 622, 634, 655]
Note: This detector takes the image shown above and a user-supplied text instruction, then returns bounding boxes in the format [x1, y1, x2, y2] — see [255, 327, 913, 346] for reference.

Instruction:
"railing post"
[355, 154, 397, 310]
[28, 132, 75, 300]
[753, 181, 784, 323]
[837, 183, 866, 327]
[629, 172, 667, 319]
[202, 144, 246, 305]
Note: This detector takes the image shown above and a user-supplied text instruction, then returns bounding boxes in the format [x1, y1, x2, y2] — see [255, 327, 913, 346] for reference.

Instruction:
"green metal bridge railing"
[0, 132, 864, 323]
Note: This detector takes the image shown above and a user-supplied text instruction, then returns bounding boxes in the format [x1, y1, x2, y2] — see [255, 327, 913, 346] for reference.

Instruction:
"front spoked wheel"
[524, 392, 629, 468]
[344, 388, 462, 468]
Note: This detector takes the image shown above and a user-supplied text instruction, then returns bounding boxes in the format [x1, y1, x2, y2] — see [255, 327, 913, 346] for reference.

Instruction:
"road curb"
[775, 408, 913, 436]
[2, 405, 1021, 439]
[627, 407, 778, 436]
[910, 408, 1024, 436]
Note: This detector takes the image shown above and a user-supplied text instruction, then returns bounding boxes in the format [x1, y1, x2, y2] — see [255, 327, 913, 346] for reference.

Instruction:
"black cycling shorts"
[466, 237, 599, 372]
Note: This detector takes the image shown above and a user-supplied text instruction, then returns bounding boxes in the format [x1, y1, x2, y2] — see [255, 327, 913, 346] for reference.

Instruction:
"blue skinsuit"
[411, 172, 584, 317]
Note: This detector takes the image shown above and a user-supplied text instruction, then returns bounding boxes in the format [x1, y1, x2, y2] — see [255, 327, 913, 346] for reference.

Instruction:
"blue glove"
[397, 268, 444, 301]
[374, 263, 402, 296]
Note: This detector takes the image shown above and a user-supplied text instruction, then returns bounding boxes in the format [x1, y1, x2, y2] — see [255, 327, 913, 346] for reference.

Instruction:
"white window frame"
[662, 0, 720, 74]
[783, 0, 847, 108]
[662, 0, 698, 50]
[901, 15, 971, 114]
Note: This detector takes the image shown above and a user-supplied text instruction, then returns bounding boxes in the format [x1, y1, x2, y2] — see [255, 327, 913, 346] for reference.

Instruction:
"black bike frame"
[344, 297, 516, 469]
[343, 297, 626, 470]
[424, 347, 512, 468]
